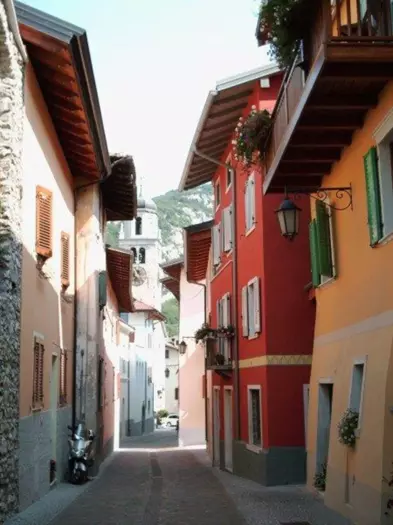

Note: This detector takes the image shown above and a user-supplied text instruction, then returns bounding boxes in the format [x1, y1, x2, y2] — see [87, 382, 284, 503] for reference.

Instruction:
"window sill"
[245, 224, 256, 237]
[225, 184, 232, 194]
[31, 406, 43, 413]
[355, 428, 361, 438]
[377, 230, 393, 247]
[318, 276, 336, 290]
[248, 332, 260, 341]
[246, 443, 263, 454]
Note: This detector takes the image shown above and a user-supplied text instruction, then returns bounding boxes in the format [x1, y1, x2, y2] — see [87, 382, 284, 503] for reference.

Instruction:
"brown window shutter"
[61, 232, 70, 288]
[36, 186, 53, 258]
[33, 338, 45, 408]
[38, 343, 45, 404]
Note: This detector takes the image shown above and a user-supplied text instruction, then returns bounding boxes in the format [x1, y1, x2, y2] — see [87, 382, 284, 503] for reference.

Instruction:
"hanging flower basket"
[258, 0, 309, 68]
[216, 325, 235, 339]
[232, 107, 272, 168]
[338, 409, 359, 448]
[195, 323, 216, 344]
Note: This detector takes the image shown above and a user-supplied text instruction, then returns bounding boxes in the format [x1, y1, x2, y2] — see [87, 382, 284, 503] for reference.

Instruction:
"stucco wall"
[178, 268, 206, 446]
[307, 80, 393, 525]
[0, 4, 25, 520]
[164, 345, 179, 415]
[18, 63, 75, 510]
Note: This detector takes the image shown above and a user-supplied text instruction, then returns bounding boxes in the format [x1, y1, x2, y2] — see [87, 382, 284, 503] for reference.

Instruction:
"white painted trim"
[247, 385, 263, 448]
[33, 331, 44, 342]
[216, 63, 280, 91]
[348, 356, 368, 432]
[373, 107, 393, 144]
[319, 377, 334, 384]
[224, 385, 233, 391]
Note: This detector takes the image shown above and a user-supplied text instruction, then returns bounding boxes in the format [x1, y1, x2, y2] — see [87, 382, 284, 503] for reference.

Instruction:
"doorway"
[224, 388, 233, 471]
[50, 354, 59, 480]
[213, 388, 220, 466]
[316, 382, 334, 478]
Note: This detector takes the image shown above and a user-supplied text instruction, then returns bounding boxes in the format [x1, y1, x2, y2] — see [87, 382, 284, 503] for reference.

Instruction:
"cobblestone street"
[7, 430, 351, 525]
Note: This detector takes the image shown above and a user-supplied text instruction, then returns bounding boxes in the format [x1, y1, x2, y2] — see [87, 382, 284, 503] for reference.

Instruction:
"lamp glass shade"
[179, 340, 187, 354]
[275, 198, 301, 240]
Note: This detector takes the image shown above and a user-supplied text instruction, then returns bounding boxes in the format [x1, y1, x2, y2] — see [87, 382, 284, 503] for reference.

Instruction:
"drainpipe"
[192, 147, 241, 441]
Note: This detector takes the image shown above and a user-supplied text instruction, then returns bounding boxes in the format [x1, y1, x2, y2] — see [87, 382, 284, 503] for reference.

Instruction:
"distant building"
[164, 339, 179, 415]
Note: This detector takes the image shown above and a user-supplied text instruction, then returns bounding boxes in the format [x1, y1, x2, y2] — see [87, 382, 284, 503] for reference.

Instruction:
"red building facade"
[179, 65, 316, 485]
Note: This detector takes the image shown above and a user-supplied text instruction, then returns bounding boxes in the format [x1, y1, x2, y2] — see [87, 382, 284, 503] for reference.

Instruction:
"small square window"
[226, 168, 232, 189]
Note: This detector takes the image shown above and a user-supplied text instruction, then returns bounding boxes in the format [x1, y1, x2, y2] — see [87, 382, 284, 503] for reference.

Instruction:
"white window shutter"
[212, 225, 220, 266]
[226, 293, 231, 326]
[244, 180, 250, 231]
[241, 286, 248, 337]
[218, 221, 222, 256]
[223, 207, 231, 251]
[216, 299, 221, 328]
[228, 204, 233, 249]
[254, 278, 261, 333]
[223, 296, 228, 327]
[250, 172, 256, 227]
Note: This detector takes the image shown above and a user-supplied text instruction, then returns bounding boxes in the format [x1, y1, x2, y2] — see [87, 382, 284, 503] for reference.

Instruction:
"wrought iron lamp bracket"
[286, 184, 353, 211]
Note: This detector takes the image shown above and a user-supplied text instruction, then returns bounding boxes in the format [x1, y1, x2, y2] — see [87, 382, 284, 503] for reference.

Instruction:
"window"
[364, 143, 393, 245]
[135, 217, 142, 235]
[148, 399, 151, 412]
[349, 361, 366, 428]
[242, 278, 261, 338]
[245, 173, 256, 232]
[60, 232, 70, 289]
[226, 167, 233, 189]
[36, 186, 53, 258]
[215, 181, 221, 208]
[223, 205, 233, 252]
[59, 349, 68, 406]
[212, 222, 221, 267]
[33, 337, 45, 409]
[309, 201, 336, 287]
[139, 247, 146, 264]
[175, 387, 179, 400]
[217, 293, 231, 361]
[165, 349, 169, 359]
[248, 387, 262, 447]
[131, 247, 137, 260]
[147, 333, 152, 348]
[98, 357, 104, 410]
[165, 368, 170, 378]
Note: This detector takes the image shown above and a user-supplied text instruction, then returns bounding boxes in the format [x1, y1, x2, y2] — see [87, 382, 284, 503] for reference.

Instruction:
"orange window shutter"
[61, 232, 70, 287]
[36, 186, 53, 258]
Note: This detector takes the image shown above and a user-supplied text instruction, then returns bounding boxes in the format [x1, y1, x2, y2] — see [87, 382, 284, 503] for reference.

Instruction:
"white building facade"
[165, 340, 179, 415]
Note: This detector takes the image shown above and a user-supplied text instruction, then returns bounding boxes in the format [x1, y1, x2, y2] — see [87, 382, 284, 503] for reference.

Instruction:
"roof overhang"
[102, 154, 137, 221]
[133, 300, 166, 322]
[178, 64, 281, 191]
[16, 1, 110, 181]
[184, 220, 213, 282]
[160, 258, 184, 281]
[106, 247, 133, 313]
[160, 275, 180, 301]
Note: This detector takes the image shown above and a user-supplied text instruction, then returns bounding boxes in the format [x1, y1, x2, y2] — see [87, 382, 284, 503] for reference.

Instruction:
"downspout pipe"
[4, 0, 28, 63]
[191, 147, 241, 441]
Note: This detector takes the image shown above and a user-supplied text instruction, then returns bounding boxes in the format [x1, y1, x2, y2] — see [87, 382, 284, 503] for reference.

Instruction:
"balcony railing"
[206, 338, 232, 373]
[265, 0, 393, 183]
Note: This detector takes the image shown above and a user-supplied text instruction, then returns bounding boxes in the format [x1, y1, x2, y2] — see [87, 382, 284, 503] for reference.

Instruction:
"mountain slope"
[154, 184, 213, 261]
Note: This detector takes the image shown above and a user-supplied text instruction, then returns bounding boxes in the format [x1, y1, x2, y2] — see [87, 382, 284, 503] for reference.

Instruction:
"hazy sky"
[24, 0, 270, 197]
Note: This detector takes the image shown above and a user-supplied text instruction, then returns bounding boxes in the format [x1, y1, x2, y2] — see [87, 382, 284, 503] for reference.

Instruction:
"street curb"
[4, 452, 116, 525]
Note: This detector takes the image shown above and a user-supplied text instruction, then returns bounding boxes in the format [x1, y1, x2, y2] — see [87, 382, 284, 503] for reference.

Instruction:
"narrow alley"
[7, 430, 351, 525]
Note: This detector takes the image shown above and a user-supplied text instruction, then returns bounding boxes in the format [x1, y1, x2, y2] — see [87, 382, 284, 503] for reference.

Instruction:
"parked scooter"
[67, 422, 95, 484]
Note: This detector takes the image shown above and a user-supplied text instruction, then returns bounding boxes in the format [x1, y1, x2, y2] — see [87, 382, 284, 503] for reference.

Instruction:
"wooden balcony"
[264, 0, 393, 193]
[206, 338, 232, 377]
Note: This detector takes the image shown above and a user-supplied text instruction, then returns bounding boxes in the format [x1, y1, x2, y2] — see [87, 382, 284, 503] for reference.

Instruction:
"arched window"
[135, 217, 142, 235]
[139, 247, 146, 264]
[131, 247, 137, 260]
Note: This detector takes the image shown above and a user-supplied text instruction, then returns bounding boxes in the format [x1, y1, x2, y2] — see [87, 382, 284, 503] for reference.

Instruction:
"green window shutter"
[315, 200, 333, 278]
[363, 147, 383, 246]
[309, 220, 321, 287]
[99, 270, 107, 309]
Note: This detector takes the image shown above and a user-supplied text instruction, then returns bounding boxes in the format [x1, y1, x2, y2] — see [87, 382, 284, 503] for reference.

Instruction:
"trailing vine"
[232, 107, 271, 168]
[258, 0, 308, 68]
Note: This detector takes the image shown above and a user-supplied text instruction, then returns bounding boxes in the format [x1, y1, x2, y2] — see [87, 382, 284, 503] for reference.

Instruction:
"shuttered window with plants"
[309, 200, 335, 287]
[363, 147, 383, 246]
[33, 337, 45, 409]
[59, 350, 68, 406]
[36, 186, 53, 259]
[61, 232, 70, 289]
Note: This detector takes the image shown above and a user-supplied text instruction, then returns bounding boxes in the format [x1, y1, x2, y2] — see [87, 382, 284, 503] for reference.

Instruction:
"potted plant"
[313, 462, 327, 491]
[232, 107, 272, 168]
[215, 354, 226, 366]
[337, 409, 359, 448]
[216, 325, 236, 338]
[195, 323, 217, 343]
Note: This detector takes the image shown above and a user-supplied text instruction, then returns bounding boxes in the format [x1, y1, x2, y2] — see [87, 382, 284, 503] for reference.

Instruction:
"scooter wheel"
[71, 470, 82, 484]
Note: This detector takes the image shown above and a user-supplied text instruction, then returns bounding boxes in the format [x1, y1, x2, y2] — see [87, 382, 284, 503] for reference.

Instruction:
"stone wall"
[0, 1, 25, 521]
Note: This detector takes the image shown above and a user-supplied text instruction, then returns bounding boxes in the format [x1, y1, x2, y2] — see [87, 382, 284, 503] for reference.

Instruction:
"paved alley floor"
[7, 430, 352, 525]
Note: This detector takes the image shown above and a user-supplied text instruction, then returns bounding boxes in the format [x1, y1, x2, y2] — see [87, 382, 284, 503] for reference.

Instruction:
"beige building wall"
[178, 267, 206, 447]
[18, 63, 75, 510]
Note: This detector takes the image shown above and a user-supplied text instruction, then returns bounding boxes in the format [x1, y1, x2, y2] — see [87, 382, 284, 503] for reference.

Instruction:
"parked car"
[161, 414, 179, 428]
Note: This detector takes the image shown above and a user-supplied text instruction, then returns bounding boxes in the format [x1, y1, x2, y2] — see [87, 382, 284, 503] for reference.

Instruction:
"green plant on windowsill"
[313, 462, 327, 491]
[216, 325, 235, 338]
[337, 409, 359, 448]
[258, 0, 309, 68]
[194, 323, 216, 344]
[232, 108, 271, 168]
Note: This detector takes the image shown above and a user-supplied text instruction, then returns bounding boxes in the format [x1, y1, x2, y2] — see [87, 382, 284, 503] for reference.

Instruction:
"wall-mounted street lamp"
[178, 340, 188, 355]
[275, 186, 353, 241]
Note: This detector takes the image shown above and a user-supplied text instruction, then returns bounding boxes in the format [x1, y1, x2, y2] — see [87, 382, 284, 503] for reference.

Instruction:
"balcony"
[206, 338, 232, 377]
[263, 0, 393, 193]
